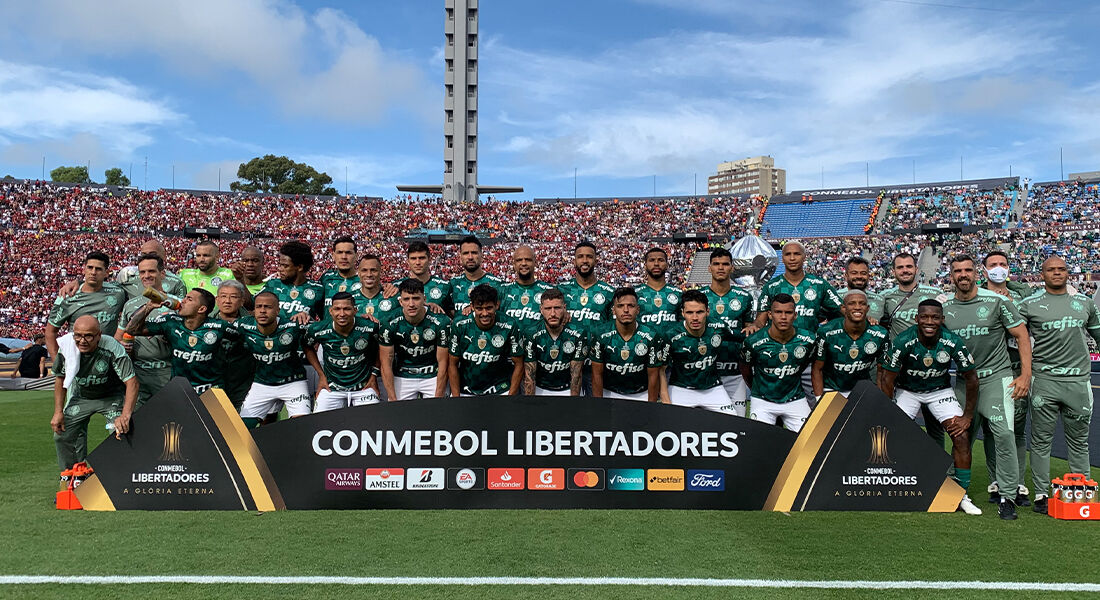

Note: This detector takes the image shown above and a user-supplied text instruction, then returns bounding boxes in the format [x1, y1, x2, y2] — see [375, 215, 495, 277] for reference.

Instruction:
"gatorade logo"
[567, 469, 605, 491]
[527, 468, 564, 490]
[487, 468, 525, 490]
[1082, 505, 1092, 519]
[646, 469, 685, 491]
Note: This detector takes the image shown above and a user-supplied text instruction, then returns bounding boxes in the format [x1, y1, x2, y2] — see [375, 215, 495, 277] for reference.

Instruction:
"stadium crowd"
[875, 186, 1018, 232]
[1022, 180, 1100, 227]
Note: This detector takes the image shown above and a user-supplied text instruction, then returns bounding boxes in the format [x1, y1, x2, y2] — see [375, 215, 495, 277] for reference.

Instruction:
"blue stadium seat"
[760, 198, 874, 238]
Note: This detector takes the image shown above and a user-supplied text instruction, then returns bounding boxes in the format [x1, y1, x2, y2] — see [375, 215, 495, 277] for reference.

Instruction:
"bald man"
[52, 316, 138, 471]
[231, 246, 268, 296]
[499, 245, 553, 341]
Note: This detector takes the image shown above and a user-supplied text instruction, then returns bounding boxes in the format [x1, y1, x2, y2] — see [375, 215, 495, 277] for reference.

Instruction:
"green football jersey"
[881, 284, 943, 340]
[48, 283, 127, 336]
[636, 283, 682, 329]
[500, 280, 554, 339]
[837, 288, 886, 322]
[449, 273, 503, 314]
[318, 268, 361, 307]
[396, 276, 453, 312]
[742, 328, 816, 403]
[353, 288, 400, 324]
[589, 324, 666, 395]
[663, 321, 738, 390]
[985, 284, 1026, 369]
[813, 318, 888, 392]
[882, 326, 975, 393]
[943, 288, 1024, 379]
[146, 313, 228, 388]
[55, 336, 134, 401]
[758, 273, 843, 332]
[305, 317, 377, 390]
[1018, 290, 1100, 381]
[226, 317, 307, 386]
[179, 267, 235, 293]
[524, 325, 586, 391]
[448, 316, 523, 395]
[119, 270, 186, 301]
[379, 312, 451, 379]
[263, 279, 325, 320]
[121, 296, 172, 369]
[559, 279, 616, 340]
[702, 285, 755, 377]
[215, 311, 254, 404]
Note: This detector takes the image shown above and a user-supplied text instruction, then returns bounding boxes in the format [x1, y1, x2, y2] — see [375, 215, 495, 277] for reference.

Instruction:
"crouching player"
[811, 289, 888, 398]
[663, 290, 744, 413]
[740, 293, 816, 431]
[304, 292, 380, 411]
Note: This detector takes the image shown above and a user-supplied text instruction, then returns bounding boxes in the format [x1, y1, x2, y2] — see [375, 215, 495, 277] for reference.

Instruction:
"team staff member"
[1018, 256, 1100, 514]
[180, 239, 235, 292]
[448, 284, 523, 396]
[319, 236, 361, 306]
[741, 294, 816, 432]
[591, 287, 665, 402]
[635, 247, 682, 329]
[51, 316, 137, 470]
[10, 334, 48, 379]
[524, 288, 585, 396]
[47, 251, 127, 358]
[880, 299, 982, 516]
[500, 245, 554, 339]
[214, 280, 253, 409]
[379, 279, 451, 401]
[662, 290, 742, 414]
[116, 253, 173, 406]
[811, 289, 888, 397]
[449, 236, 503, 315]
[264, 241, 324, 322]
[943, 255, 1032, 519]
[838, 257, 885, 322]
[701, 248, 755, 416]
[128, 289, 228, 395]
[304, 292, 380, 411]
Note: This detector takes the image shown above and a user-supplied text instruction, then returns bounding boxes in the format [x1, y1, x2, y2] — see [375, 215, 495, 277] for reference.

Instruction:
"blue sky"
[0, 0, 1098, 200]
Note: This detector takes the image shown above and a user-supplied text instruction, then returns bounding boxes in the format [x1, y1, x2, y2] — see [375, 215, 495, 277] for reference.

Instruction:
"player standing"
[304, 292, 379, 411]
[499, 245, 553, 339]
[319, 236, 360, 307]
[741, 294, 817, 431]
[353, 254, 400, 324]
[179, 240, 235, 292]
[811, 289, 888, 397]
[523, 288, 585, 396]
[264, 241, 324, 322]
[590, 288, 665, 402]
[838, 256, 885, 322]
[448, 236, 503, 315]
[232, 246, 267, 296]
[46, 251, 127, 358]
[701, 248, 755, 416]
[635, 247, 682, 329]
[398, 241, 452, 314]
[448, 284, 523, 396]
[379, 279, 451, 401]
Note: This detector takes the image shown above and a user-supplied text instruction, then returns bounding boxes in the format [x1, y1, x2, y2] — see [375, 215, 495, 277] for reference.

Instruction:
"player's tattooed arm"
[523, 362, 536, 395]
[569, 360, 582, 396]
[125, 302, 160, 337]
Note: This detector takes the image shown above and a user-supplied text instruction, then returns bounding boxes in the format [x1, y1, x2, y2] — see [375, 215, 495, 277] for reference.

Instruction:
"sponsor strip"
[1, 576, 1099, 591]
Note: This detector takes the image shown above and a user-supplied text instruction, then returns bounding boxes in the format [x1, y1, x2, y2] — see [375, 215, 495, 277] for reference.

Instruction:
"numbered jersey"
[590, 324, 666, 396]
[448, 316, 523, 395]
[227, 317, 307, 386]
[635, 284, 682, 328]
[449, 273, 503, 314]
[263, 279, 325, 320]
[318, 269, 361, 307]
[943, 288, 1024, 378]
[663, 321, 739, 390]
[742, 328, 816, 403]
[380, 313, 451, 379]
[701, 286, 755, 376]
[882, 326, 975, 393]
[1018, 290, 1100, 381]
[146, 313, 228, 388]
[48, 283, 127, 336]
[813, 319, 888, 392]
[499, 280, 554, 339]
[525, 325, 586, 392]
[305, 317, 377, 391]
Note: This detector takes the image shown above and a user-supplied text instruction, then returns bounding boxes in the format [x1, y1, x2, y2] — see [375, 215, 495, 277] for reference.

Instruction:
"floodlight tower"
[399, 0, 522, 202]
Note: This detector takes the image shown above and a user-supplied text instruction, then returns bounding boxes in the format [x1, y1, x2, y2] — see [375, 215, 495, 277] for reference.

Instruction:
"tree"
[104, 167, 131, 187]
[230, 155, 338, 196]
[50, 166, 92, 184]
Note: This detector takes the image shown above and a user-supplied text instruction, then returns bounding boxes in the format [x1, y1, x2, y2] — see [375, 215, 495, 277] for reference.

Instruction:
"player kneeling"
[663, 290, 745, 413]
[740, 294, 816, 431]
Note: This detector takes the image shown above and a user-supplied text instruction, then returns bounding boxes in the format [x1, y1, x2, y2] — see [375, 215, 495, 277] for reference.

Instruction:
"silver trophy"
[729, 235, 778, 288]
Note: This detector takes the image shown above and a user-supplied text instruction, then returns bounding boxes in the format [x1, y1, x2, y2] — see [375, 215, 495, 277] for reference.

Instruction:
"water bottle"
[143, 287, 181, 310]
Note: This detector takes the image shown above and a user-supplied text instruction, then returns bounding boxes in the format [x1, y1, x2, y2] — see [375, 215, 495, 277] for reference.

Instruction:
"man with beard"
[560, 242, 617, 394]
[319, 236, 360, 307]
[591, 288, 665, 403]
[395, 241, 451, 314]
[116, 253, 174, 406]
[263, 241, 324, 323]
[741, 294, 817, 432]
[811, 289, 888, 397]
[1018, 256, 1100, 514]
[127, 288, 228, 396]
[838, 256, 885, 322]
[448, 236, 502, 315]
[180, 240, 235, 293]
[58, 239, 185, 301]
[701, 248, 755, 416]
[379, 279, 451, 401]
[448, 284, 524, 396]
[353, 254, 400, 324]
[523, 288, 585, 396]
[500, 245, 554, 340]
[662, 290, 743, 413]
[635, 247, 681, 329]
[943, 254, 1032, 519]
[304, 292, 380, 411]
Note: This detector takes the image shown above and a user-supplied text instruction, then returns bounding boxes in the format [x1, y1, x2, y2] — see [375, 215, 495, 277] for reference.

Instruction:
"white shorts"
[393, 376, 438, 401]
[535, 386, 571, 396]
[720, 375, 748, 417]
[315, 388, 380, 412]
[750, 396, 811, 432]
[895, 388, 962, 423]
[670, 385, 737, 414]
[604, 390, 648, 402]
[241, 381, 311, 418]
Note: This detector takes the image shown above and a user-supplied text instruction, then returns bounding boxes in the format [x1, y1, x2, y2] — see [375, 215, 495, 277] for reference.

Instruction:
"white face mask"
[986, 266, 1009, 283]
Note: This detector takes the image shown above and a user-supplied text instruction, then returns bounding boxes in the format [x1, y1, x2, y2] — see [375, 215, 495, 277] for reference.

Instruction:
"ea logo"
[1081, 505, 1091, 519]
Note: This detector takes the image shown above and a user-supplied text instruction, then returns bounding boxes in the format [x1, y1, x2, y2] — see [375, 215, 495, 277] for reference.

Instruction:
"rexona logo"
[364, 468, 405, 491]
[686, 469, 725, 491]
[446, 467, 485, 490]
[527, 468, 564, 490]
[567, 468, 605, 491]
[606, 469, 645, 491]
[487, 468, 526, 490]
[406, 467, 445, 490]
[646, 469, 685, 491]
[325, 469, 363, 490]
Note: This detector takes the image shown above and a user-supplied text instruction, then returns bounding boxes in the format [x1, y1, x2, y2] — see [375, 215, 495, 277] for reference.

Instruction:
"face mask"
[986, 266, 1009, 283]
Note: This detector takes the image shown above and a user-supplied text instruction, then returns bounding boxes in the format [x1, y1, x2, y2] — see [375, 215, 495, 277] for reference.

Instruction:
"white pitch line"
[1, 576, 1099, 591]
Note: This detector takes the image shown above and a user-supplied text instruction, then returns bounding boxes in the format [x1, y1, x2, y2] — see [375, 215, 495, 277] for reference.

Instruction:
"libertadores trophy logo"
[159, 422, 185, 462]
[867, 425, 892, 465]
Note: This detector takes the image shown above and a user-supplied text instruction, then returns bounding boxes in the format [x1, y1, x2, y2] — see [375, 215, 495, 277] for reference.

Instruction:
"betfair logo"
[867, 425, 892, 465]
[646, 469, 685, 491]
[159, 422, 185, 462]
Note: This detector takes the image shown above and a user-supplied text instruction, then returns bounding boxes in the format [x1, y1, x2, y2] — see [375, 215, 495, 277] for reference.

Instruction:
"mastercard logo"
[567, 468, 605, 491]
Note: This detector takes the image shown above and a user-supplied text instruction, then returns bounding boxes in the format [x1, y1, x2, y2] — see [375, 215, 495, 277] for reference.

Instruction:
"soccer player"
[353, 254, 400, 323]
[46, 251, 127, 358]
[127, 288, 228, 396]
[943, 254, 1032, 519]
[811, 289, 888, 397]
[662, 290, 742, 413]
[214, 280, 254, 409]
[702, 248, 756, 416]
[448, 284, 523, 396]
[560, 241, 616, 340]
[590, 288, 665, 402]
[117, 253, 174, 406]
[838, 256, 885, 322]
[226, 291, 311, 427]
[232, 246, 267, 296]
[880, 299, 982, 515]
[51, 316, 137, 470]
[448, 236, 503, 315]
[500, 245, 553, 339]
[379, 279, 451, 401]
[264, 241, 324, 322]
[118, 240, 187, 300]
[319, 236, 360, 307]
[304, 292, 380, 411]
[523, 288, 585, 396]
[635, 247, 682, 329]
[1018, 256, 1100, 514]
[180, 239, 235, 292]
[741, 293, 817, 431]
[398, 241, 452, 314]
